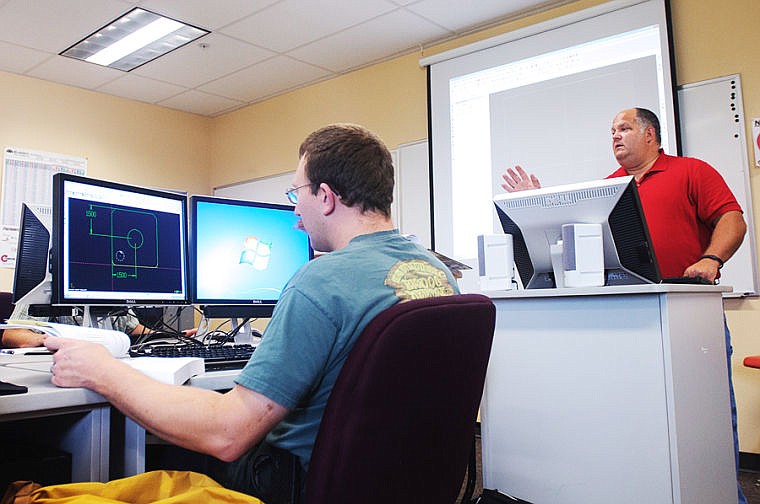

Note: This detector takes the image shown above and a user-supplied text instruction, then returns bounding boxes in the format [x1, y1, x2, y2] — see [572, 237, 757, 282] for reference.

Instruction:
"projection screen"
[423, 0, 678, 262]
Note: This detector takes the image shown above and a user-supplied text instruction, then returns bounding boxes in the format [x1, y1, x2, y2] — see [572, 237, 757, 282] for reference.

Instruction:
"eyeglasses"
[285, 183, 312, 204]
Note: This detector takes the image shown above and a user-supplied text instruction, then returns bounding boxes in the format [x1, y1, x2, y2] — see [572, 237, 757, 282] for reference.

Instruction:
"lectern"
[481, 284, 736, 504]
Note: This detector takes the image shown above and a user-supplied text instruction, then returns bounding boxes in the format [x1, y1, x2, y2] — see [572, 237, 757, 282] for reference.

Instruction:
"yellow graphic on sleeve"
[385, 259, 455, 301]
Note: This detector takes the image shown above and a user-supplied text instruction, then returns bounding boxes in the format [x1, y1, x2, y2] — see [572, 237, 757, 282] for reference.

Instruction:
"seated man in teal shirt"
[45, 123, 459, 504]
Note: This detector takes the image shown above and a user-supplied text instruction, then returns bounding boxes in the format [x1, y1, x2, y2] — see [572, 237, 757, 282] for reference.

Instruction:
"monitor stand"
[200, 306, 269, 346]
[81, 306, 114, 330]
[230, 318, 255, 345]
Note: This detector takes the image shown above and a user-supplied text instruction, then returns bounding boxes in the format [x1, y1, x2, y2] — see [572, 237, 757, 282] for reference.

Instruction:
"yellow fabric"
[22, 471, 263, 504]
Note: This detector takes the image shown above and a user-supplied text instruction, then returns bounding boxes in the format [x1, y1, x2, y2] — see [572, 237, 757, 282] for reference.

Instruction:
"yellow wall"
[210, 52, 429, 188]
[208, 1, 609, 185]
[0, 71, 213, 291]
[2, 0, 760, 451]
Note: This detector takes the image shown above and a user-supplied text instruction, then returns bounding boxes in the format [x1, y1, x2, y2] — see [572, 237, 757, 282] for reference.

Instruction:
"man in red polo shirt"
[501, 106, 748, 503]
[502, 107, 746, 282]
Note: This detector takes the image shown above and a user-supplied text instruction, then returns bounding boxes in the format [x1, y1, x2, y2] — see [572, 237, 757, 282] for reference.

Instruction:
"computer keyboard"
[129, 344, 255, 371]
[662, 276, 714, 285]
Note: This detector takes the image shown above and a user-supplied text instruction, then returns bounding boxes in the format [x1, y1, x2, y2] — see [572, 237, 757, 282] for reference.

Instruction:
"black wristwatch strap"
[700, 254, 724, 269]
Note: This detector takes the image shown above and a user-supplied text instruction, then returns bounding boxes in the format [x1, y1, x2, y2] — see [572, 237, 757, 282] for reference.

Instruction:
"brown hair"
[298, 124, 394, 217]
[634, 107, 661, 145]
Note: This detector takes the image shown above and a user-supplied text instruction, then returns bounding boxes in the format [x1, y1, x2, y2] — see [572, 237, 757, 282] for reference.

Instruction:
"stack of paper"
[125, 357, 205, 385]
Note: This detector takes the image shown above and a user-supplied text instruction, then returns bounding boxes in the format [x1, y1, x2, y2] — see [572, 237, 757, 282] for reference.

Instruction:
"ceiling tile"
[158, 89, 244, 116]
[138, 0, 280, 31]
[0, 0, 129, 52]
[0, 0, 567, 116]
[220, 0, 398, 53]
[96, 73, 187, 104]
[0, 41, 51, 73]
[26, 55, 123, 90]
[132, 33, 274, 88]
[407, 0, 555, 32]
[199, 55, 332, 102]
[289, 9, 450, 72]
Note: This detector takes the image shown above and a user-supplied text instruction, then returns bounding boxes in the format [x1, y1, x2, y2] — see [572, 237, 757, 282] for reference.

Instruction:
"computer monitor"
[493, 175, 661, 289]
[12, 203, 53, 306]
[51, 173, 189, 305]
[189, 195, 313, 318]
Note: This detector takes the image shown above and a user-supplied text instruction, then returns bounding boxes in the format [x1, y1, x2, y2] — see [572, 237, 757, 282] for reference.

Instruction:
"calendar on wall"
[0, 147, 86, 268]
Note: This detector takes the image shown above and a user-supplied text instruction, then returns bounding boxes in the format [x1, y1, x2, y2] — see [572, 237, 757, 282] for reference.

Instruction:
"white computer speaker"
[477, 234, 514, 291]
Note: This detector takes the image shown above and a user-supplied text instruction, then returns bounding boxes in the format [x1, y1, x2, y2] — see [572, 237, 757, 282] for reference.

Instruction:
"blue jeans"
[725, 317, 747, 504]
[210, 441, 304, 504]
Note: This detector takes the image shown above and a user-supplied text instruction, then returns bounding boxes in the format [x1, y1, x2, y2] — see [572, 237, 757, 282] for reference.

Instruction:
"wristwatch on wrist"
[699, 254, 724, 269]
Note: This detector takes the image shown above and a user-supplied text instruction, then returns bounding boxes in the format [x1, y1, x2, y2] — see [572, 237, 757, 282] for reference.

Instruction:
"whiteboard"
[678, 74, 758, 296]
[396, 140, 431, 247]
[212, 150, 408, 239]
[214, 172, 294, 204]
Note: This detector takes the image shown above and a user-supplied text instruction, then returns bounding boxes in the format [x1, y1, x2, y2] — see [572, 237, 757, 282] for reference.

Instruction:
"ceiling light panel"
[60, 8, 209, 72]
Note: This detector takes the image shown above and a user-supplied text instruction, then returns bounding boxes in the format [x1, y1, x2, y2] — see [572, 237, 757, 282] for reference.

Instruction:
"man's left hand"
[45, 337, 114, 389]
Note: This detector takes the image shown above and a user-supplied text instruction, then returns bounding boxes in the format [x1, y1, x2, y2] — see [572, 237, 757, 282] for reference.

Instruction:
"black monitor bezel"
[51, 173, 190, 306]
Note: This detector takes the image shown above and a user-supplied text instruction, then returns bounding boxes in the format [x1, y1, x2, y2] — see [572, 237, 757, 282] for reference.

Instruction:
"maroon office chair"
[304, 293, 496, 504]
[0, 291, 14, 346]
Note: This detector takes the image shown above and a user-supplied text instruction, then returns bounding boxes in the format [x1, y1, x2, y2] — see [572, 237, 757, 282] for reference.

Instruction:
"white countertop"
[479, 282, 732, 299]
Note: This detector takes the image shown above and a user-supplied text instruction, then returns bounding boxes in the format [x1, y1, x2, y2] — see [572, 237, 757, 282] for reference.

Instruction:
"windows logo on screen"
[239, 236, 271, 271]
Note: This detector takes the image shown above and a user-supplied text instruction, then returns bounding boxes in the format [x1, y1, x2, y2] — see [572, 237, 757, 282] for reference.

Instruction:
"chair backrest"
[0, 291, 14, 345]
[304, 293, 496, 504]
[0, 292, 13, 320]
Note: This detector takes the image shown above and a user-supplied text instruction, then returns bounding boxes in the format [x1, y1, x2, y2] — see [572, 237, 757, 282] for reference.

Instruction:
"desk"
[0, 355, 239, 482]
[481, 284, 736, 503]
[0, 354, 110, 482]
